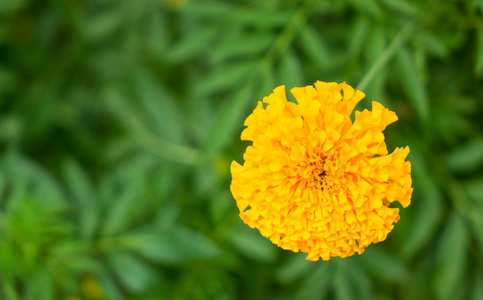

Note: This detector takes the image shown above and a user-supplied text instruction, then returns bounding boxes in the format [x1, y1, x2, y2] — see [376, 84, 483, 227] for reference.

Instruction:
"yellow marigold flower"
[230, 81, 413, 261]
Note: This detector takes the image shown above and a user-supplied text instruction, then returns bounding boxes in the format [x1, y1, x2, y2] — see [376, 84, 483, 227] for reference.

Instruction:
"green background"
[1, 0, 482, 299]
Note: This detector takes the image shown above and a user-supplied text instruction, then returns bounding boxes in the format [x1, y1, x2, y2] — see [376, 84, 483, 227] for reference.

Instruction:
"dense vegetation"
[0, 0, 482, 299]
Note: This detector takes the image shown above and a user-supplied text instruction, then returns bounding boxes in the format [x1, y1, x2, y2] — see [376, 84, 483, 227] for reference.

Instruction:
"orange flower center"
[311, 158, 329, 190]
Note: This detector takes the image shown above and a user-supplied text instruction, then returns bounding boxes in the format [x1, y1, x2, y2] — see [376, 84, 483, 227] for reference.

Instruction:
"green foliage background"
[1, 0, 483, 299]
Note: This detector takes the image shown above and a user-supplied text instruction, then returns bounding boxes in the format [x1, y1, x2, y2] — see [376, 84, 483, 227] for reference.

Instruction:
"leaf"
[475, 27, 483, 76]
[380, 0, 420, 17]
[280, 48, 304, 90]
[0, 0, 28, 14]
[294, 262, 332, 300]
[432, 212, 468, 300]
[1, 152, 65, 209]
[227, 224, 277, 263]
[236, 9, 294, 28]
[167, 26, 218, 63]
[0, 172, 5, 206]
[85, 9, 124, 42]
[107, 252, 158, 294]
[185, 90, 215, 144]
[345, 259, 373, 300]
[347, 17, 370, 59]
[102, 185, 137, 236]
[209, 190, 233, 224]
[394, 47, 430, 120]
[146, 10, 169, 56]
[62, 158, 100, 239]
[276, 253, 314, 284]
[359, 247, 409, 282]
[334, 261, 356, 300]
[348, 0, 383, 18]
[444, 137, 483, 174]
[298, 25, 333, 69]
[61, 253, 103, 275]
[121, 227, 219, 264]
[133, 69, 186, 144]
[462, 176, 483, 205]
[194, 62, 254, 97]
[421, 31, 449, 59]
[472, 270, 483, 300]
[402, 186, 442, 258]
[62, 158, 95, 206]
[200, 83, 254, 163]
[365, 25, 388, 102]
[182, 1, 236, 18]
[1, 279, 19, 300]
[257, 62, 276, 101]
[402, 151, 443, 258]
[210, 33, 272, 64]
[96, 268, 123, 300]
[25, 271, 53, 300]
[0, 66, 18, 96]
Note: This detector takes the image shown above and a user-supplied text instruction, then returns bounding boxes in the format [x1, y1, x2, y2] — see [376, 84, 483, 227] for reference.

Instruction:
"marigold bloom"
[230, 81, 412, 261]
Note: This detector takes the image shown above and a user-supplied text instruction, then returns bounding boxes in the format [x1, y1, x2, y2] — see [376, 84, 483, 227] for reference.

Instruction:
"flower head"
[230, 81, 412, 261]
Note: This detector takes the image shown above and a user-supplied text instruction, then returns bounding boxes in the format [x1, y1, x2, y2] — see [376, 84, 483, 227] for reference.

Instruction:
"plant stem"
[357, 23, 414, 91]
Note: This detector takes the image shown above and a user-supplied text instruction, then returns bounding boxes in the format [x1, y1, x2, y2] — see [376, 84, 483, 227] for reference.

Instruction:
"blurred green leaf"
[472, 270, 483, 300]
[194, 62, 254, 97]
[0, 0, 27, 14]
[182, 1, 236, 17]
[347, 17, 370, 60]
[0, 279, 19, 300]
[62, 158, 95, 205]
[209, 190, 234, 224]
[59, 253, 103, 275]
[227, 224, 277, 263]
[200, 82, 254, 163]
[103, 86, 199, 165]
[359, 247, 408, 282]
[25, 271, 53, 300]
[146, 11, 169, 56]
[420, 31, 449, 59]
[97, 269, 124, 300]
[402, 152, 443, 258]
[167, 27, 217, 63]
[445, 137, 483, 174]
[346, 259, 372, 300]
[348, 0, 383, 18]
[236, 9, 294, 28]
[1, 152, 65, 209]
[102, 185, 137, 236]
[462, 176, 483, 205]
[334, 262, 356, 300]
[185, 90, 215, 144]
[394, 47, 430, 120]
[475, 27, 483, 76]
[0, 67, 18, 95]
[276, 253, 313, 284]
[85, 9, 124, 42]
[134, 69, 186, 144]
[108, 252, 158, 294]
[298, 25, 332, 69]
[380, 0, 419, 17]
[210, 33, 272, 64]
[62, 159, 99, 240]
[120, 227, 219, 264]
[280, 48, 304, 89]
[365, 25, 388, 101]
[257, 62, 276, 100]
[295, 262, 331, 300]
[433, 212, 468, 300]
